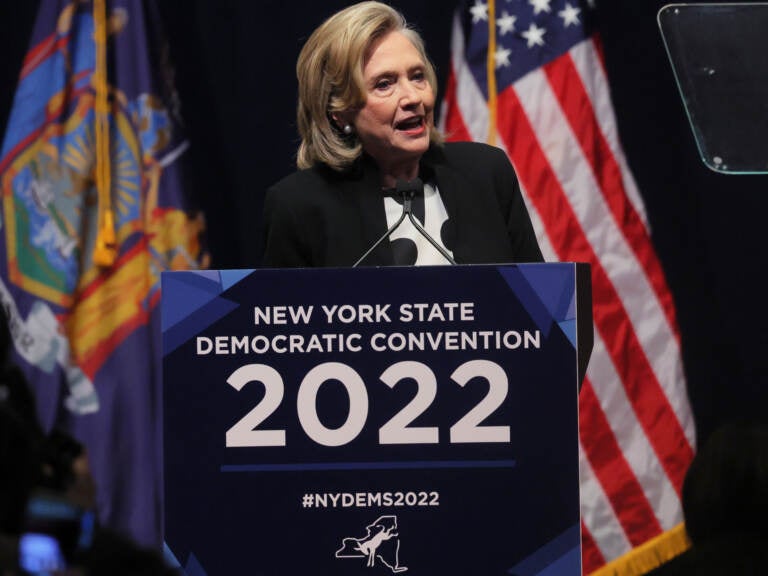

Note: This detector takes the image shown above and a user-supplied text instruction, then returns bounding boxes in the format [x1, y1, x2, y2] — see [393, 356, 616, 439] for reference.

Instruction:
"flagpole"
[486, 0, 498, 146]
[93, 0, 116, 267]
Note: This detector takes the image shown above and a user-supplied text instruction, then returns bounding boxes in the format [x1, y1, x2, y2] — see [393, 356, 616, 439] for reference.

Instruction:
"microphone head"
[394, 177, 424, 197]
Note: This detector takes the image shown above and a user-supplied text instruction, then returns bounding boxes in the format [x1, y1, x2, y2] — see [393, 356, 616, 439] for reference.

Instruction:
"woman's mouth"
[395, 116, 426, 134]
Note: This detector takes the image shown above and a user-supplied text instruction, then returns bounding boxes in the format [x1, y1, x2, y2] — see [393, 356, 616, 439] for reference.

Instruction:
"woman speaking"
[262, 1, 543, 268]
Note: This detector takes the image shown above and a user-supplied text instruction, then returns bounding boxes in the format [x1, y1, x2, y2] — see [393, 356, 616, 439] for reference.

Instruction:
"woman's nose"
[399, 80, 422, 106]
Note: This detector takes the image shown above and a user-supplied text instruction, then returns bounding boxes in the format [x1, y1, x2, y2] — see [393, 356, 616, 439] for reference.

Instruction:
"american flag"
[440, 0, 696, 573]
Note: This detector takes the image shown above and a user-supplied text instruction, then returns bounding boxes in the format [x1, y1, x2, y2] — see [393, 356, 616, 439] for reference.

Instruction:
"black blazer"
[262, 141, 543, 267]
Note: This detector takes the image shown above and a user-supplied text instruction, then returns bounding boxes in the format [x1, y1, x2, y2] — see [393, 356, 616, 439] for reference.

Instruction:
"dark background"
[1, 0, 766, 447]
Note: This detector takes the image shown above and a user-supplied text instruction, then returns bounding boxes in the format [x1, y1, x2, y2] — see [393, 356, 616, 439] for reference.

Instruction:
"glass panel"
[658, 3, 768, 173]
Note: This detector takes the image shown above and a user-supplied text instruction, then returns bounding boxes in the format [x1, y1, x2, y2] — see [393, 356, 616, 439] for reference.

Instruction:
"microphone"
[353, 178, 457, 267]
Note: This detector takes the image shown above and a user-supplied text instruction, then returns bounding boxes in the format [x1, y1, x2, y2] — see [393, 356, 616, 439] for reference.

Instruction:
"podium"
[160, 264, 591, 575]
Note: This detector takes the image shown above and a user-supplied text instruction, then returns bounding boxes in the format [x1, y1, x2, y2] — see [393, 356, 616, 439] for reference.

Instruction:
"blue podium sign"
[161, 264, 583, 576]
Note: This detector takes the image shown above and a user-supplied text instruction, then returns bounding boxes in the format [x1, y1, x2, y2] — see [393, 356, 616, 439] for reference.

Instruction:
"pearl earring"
[343, 124, 353, 135]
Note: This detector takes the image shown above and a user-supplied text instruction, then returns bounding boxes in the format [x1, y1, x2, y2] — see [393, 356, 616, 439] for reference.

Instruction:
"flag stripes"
[580, 378, 664, 543]
[501, 58, 693, 568]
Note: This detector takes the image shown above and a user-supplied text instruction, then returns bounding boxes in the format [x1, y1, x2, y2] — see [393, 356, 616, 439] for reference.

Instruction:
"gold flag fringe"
[589, 523, 690, 576]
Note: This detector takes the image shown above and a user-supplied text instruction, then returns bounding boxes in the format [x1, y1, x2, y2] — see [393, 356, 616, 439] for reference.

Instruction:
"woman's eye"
[375, 79, 392, 90]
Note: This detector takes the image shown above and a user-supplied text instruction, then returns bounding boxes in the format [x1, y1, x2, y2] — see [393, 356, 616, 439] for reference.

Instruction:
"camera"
[17, 491, 95, 575]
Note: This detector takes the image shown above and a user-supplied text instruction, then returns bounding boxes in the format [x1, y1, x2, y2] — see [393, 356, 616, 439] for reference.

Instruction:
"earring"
[343, 124, 353, 135]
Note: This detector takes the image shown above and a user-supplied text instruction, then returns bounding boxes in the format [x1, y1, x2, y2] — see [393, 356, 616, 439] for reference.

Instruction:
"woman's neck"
[377, 159, 420, 189]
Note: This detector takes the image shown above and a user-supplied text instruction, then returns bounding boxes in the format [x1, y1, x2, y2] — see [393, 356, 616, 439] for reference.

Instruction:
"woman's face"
[349, 31, 435, 175]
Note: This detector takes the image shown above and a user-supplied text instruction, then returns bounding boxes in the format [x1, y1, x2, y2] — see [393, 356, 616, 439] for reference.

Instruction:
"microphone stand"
[353, 179, 457, 267]
[404, 198, 457, 265]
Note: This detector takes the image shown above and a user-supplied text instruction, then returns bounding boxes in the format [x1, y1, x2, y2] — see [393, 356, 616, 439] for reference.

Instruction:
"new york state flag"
[0, 0, 207, 546]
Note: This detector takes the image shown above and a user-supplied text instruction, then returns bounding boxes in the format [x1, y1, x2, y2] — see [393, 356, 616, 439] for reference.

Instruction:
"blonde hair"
[295, 1, 442, 171]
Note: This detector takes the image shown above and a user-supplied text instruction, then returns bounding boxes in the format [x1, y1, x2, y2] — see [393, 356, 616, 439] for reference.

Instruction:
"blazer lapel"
[428, 149, 472, 262]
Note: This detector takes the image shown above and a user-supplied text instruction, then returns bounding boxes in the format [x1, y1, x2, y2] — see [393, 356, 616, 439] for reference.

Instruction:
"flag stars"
[559, 3, 581, 27]
[495, 46, 512, 68]
[469, 0, 488, 23]
[521, 22, 546, 48]
[529, 0, 552, 15]
[497, 11, 517, 35]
